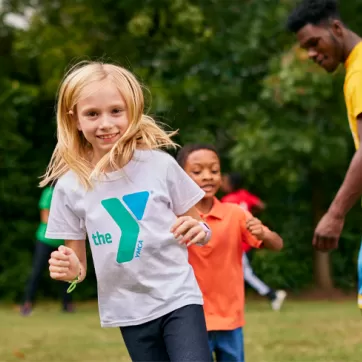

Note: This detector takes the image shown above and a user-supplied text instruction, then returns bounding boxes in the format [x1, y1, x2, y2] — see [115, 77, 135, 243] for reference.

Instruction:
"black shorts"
[120, 304, 211, 362]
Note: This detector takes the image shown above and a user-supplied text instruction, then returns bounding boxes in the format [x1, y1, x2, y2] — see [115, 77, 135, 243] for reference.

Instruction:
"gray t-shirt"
[46, 149, 205, 327]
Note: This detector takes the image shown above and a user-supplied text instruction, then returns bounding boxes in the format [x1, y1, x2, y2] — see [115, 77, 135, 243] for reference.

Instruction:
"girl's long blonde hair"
[40, 61, 178, 189]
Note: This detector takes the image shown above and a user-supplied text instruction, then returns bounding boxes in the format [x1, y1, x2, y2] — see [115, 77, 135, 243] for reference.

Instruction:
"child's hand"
[246, 217, 265, 240]
[49, 245, 80, 281]
[171, 216, 210, 246]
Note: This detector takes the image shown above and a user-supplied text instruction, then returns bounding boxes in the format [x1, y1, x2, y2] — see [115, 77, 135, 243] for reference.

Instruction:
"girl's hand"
[171, 216, 210, 246]
[49, 245, 80, 281]
[246, 217, 265, 240]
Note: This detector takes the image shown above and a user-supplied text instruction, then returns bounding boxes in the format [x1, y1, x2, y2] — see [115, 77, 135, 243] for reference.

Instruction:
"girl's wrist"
[197, 221, 212, 245]
[66, 264, 83, 293]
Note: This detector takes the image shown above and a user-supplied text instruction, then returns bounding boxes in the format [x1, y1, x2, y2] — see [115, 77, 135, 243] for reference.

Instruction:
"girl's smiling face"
[76, 79, 130, 162]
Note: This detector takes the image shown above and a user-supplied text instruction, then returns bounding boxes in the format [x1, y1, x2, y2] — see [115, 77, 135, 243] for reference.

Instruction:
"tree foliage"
[0, 0, 361, 300]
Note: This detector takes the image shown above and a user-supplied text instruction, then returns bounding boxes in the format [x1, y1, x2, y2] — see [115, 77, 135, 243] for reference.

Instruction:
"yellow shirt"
[344, 41, 362, 150]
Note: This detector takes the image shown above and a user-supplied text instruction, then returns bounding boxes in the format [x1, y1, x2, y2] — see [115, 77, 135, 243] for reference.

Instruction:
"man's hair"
[287, 0, 341, 33]
[176, 143, 220, 169]
[226, 172, 243, 192]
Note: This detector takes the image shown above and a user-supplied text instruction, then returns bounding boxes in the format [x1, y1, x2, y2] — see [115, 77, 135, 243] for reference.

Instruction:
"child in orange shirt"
[177, 144, 283, 362]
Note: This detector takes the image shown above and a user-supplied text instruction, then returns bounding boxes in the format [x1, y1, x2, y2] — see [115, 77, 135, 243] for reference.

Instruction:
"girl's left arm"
[179, 206, 203, 220]
[171, 206, 211, 246]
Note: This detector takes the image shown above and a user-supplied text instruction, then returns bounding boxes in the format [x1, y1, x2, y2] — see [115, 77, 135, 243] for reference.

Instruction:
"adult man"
[287, 0, 362, 309]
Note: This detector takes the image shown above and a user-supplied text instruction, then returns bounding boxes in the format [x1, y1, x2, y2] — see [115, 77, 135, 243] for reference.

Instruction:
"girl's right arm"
[49, 240, 87, 282]
[45, 179, 87, 283]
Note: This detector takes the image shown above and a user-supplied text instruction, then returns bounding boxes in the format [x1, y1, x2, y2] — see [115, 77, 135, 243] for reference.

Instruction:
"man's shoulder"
[345, 67, 362, 90]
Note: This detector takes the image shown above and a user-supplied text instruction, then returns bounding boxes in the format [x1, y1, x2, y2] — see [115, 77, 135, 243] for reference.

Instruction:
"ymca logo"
[99, 191, 149, 264]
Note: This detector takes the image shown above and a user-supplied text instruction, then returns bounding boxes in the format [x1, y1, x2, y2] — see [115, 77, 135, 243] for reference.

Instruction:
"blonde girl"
[44, 61, 212, 362]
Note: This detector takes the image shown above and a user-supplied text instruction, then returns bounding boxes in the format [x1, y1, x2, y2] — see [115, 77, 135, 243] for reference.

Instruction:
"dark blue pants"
[208, 328, 245, 362]
[120, 304, 211, 362]
[23, 241, 72, 308]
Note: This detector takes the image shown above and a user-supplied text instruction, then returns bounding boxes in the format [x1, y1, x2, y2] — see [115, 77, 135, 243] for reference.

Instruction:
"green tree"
[1, 0, 361, 300]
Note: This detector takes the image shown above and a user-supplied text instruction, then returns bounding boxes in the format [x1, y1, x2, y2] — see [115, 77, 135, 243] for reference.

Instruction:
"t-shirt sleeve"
[45, 182, 86, 240]
[239, 208, 263, 249]
[38, 187, 53, 210]
[347, 71, 362, 118]
[166, 156, 205, 215]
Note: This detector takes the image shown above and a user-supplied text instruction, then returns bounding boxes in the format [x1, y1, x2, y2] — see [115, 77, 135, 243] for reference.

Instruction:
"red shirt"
[221, 189, 261, 253]
[221, 189, 261, 211]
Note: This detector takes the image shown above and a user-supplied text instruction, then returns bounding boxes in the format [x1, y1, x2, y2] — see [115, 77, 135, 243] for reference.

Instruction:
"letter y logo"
[101, 191, 149, 263]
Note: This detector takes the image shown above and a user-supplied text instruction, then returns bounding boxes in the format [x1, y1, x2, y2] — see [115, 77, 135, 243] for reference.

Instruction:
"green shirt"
[35, 186, 64, 248]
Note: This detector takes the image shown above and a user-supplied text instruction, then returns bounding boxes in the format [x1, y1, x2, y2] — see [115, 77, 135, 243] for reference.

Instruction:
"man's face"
[296, 23, 343, 73]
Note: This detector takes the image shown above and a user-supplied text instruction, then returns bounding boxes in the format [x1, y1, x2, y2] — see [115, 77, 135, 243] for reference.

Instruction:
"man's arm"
[313, 116, 362, 251]
[328, 116, 362, 218]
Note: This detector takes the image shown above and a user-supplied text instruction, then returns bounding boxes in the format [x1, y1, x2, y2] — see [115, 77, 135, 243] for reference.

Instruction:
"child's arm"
[246, 217, 283, 251]
[179, 206, 202, 221]
[40, 209, 49, 223]
[49, 240, 87, 283]
[65, 239, 87, 282]
[170, 206, 211, 246]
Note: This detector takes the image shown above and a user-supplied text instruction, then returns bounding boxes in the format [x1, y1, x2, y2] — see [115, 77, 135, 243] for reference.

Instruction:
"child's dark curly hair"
[176, 144, 220, 169]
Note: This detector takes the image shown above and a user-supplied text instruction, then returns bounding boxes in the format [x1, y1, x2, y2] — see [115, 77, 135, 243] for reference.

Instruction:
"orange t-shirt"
[188, 198, 262, 331]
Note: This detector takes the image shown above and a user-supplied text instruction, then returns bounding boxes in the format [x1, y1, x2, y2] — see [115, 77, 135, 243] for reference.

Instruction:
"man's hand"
[312, 212, 345, 251]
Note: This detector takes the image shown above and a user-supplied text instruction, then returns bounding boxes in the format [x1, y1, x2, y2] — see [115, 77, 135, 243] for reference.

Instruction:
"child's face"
[184, 149, 221, 199]
[76, 79, 129, 162]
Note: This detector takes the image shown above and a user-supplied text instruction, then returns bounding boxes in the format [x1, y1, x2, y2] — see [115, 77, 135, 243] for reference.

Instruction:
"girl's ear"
[69, 110, 81, 131]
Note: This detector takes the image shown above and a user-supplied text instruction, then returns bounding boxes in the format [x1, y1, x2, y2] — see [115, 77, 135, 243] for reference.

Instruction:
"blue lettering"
[135, 240, 143, 258]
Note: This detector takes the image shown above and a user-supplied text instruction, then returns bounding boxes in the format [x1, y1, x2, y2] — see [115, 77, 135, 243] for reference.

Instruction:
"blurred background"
[0, 1, 362, 361]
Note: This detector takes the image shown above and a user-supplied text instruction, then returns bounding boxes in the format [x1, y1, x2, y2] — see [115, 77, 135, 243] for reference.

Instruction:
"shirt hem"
[99, 297, 203, 328]
[174, 191, 205, 216]
[206, 317, 245, 331]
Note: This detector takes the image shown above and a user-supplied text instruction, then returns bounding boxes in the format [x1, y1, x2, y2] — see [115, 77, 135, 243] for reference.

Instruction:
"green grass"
[0, 300, 361, 361]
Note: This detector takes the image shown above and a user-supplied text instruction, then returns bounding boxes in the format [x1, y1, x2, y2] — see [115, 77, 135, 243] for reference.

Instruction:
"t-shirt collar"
[345, 41, 362, 70]
[199, 197, 225, 220]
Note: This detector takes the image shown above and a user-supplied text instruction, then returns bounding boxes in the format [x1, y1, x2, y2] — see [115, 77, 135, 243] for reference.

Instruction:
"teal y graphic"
[101, 191, 149, 263]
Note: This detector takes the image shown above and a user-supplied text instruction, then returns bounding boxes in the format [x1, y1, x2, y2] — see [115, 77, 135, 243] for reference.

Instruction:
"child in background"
[221, 172, 265, 214]
[177, 144, 283, 362]
[20, 182, 74, 316]
[43, 61, 212, 362]
[221, 172, 287, 310]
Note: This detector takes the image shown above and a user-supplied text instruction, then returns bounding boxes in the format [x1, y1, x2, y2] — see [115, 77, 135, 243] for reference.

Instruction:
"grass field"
[0, 299, 361, 362]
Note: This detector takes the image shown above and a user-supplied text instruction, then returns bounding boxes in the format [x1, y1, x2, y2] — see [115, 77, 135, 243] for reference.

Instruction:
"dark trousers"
[120, 304, 212, 362]
[23, 240, 72, 308]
